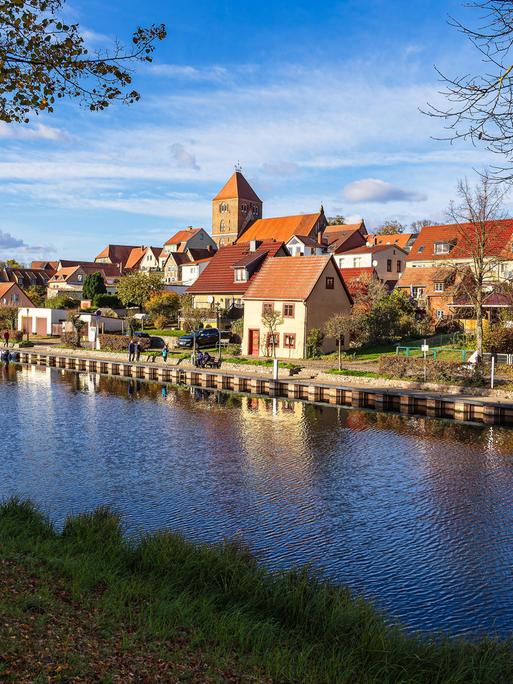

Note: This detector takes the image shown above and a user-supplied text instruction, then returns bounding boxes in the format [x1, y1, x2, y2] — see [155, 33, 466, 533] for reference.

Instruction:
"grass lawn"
[327, 369, 380, 378]
[144, 328, 185, 337]
[1, 499, 512, 684]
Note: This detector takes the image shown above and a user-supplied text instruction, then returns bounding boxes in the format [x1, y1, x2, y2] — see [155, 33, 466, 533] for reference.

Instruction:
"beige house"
[242, 255, 352, 359]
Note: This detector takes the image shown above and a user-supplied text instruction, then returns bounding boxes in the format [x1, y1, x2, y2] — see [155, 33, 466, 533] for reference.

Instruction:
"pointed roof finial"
[235, 161, 242, 173]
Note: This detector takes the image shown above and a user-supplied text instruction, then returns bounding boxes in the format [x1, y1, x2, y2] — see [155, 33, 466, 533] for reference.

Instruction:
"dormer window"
[434, 281, 445, 292]
[434, 242, 450, 255]
[418, 245, 424, 253]
[234, 267, 247, 282]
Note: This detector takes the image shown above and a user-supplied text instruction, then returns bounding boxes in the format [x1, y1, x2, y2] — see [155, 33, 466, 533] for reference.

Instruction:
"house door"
[36, 317, 47, 336]
[21, 316, 32, 334]
[248, 329, 260, 356]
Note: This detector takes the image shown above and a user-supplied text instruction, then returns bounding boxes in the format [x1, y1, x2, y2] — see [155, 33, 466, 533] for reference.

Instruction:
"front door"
[36, 317, 47, 336]
[248, 329, 260, 356]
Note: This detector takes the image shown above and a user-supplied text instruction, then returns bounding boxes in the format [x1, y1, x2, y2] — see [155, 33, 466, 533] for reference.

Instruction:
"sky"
[0, 0, 505, 261]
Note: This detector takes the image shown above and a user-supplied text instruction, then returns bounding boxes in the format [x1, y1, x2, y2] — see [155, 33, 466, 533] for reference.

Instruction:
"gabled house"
[95, 245, 164, 273]
[187, 239, 287, 310]
[395, 266, 461, 319]
[236, 210, 327, 246]
[0, 282, 35, 308]
[30, 261, 59, 275]
[162, 248, 215, 284]
[162, 227, 217, 255]
[0, 267, 51, 288]
[324, 220, 367, 253]
[286, 234, 326, 256]
[366, 233, 417, 252]
[334, 244, 408, 285]
[180, 257, 212, 287]
[47, 264, 121, 299]
[242, 255, 352, 359]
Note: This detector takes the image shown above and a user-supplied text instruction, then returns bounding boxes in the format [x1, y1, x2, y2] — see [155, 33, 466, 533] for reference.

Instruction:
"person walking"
[128, 339, 135, 362]
[135, 340, 141, 362]
[3, 330, 9, 348]
[162, 343, 169, 363]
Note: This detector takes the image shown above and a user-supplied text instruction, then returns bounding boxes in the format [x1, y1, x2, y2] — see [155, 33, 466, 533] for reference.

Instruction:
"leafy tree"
[4, 258, 22, 268]
[93, 293, 122, 308]
[261, 308, 283, 357]
[180, 294, 209, 333]
[0, 306, 18, 330]
[145, 291, 180, 325]
[44, 294, 78, 309]
[116, 272, 163, 308]
[25, 284, 46, 306]
[376, 220, 406, 235]
[0, 0, 166, 123]
[82, 272, 106, 302]
[327, 215, 346, 225]
[306, 328, 325, 359]
[324, 314, 351, 370]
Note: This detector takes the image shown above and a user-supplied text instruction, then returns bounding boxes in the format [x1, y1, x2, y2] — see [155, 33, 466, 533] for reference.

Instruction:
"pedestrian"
[162, 343, 169, 363]
[128, 339, 135, 362]
[3, 330, 9, 348]
[135, 340, 141, 362]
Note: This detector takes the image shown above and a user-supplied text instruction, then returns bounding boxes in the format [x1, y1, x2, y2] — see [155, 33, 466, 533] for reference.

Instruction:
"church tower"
[211, 169, 263, 247]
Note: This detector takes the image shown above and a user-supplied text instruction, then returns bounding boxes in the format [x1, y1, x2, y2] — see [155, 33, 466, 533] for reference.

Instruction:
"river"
[1, 363, 513, 638]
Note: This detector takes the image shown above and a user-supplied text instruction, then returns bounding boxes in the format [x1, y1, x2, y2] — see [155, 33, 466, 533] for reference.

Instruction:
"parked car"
[178, 328, 221, 349]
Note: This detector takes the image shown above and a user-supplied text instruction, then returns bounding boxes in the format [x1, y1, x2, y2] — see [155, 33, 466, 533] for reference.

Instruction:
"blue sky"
[0, 0, 502, 261]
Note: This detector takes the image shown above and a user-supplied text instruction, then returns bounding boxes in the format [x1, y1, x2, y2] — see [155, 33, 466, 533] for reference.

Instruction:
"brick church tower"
[211, 169, 263, 247]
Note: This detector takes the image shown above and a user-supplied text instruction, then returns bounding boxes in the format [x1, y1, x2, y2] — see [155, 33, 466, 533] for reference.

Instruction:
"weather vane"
[235, 161, 242, 172]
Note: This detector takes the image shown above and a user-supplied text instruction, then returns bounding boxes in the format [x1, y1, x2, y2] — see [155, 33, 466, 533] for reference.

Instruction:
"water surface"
[1, 363, 513, 638]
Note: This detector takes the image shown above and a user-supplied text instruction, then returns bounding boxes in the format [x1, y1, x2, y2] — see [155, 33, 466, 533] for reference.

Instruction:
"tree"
[0, 0, 166, 123]
[116, 272, 163, 308]
[82, 272, 106, 302]
[66, 310, 85, 348]
[426, 1, 513, 179]
[180, 294, 208, 333]
[446, 173, 508, 357]
[4, 258, 22, 268]
[376, 220, 405, 235]
[306, 328, 325, 359]
[44, 294, 77, 309]
[410, 219, 438, 234]
[327, 215, 346, 225]
[0, 306, 18, 330]
[324, 314, 351, 370]
[25, 284, 46, 306]
[145, 291, 180, 326]
[261, 308, 283, 357]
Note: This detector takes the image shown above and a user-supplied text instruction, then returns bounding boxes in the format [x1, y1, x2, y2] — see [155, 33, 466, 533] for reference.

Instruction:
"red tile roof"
[367, 233, 415, 249]
[407, 220, 513, 261]
[244, 255, 351, 302]
[290, 234, 322, 248]
[164, 228, 202, 247]
[94, 245, 139, 268]
[237, 213, 322, 244]
[187, 240, 285, 294]
[337, 244, 408, 256]
[324, 220, 365, 237]
[339, 267, 376, 296]
[396, 266, 456, 297]
[213, 171, 261, 203]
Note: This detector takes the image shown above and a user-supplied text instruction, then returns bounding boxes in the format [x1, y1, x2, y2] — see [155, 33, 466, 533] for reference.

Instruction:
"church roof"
[237, 213, 322, 244]
[213, 171, 262, 203]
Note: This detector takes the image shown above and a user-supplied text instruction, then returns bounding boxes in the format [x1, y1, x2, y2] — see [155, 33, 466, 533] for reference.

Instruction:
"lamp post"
[25, 307, 30, 342]
[215, 302, 222, 361]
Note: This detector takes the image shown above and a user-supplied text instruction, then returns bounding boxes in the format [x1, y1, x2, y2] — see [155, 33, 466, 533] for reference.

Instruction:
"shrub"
[60, 331, 79, 348]
[306, 328, 324, 358]
[153, 314, 168, 330]
[45, 295, 78, 309]
[93, 293, 122, 309]
[224, 343, 241, 356]
[99, 334, 150, 352]
[378, 355, 486, 386]
[484, 326, 513, 354]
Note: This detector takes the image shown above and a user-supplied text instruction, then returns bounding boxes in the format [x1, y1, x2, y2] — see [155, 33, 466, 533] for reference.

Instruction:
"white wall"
[17, 307, 67, 335]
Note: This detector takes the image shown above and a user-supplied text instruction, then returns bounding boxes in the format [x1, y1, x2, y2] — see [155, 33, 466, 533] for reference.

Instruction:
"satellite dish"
[372, 260, 378, 267]
[207, 295, 215, 304]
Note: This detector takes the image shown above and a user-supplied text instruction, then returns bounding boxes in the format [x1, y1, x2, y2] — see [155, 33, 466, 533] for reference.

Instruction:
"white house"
[334, 244, 408, 283]
[180, 258, 212, 286]
[285, 235, 325, 256]
[17, 307, 67, 336]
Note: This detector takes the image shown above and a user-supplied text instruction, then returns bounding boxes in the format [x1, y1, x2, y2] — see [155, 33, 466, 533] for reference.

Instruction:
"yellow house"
[242, 255, 352, 359]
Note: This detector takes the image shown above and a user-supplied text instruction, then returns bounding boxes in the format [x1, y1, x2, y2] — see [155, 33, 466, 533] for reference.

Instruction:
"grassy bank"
[1, 499, 512, 683]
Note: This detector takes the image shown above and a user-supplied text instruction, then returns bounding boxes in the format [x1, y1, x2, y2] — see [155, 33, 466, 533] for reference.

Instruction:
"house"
[0, 267, 51, 288]
[395, 266, 461, 319]
[406, 220, 513, 273]
[95, 245, 139, 271]
[30, 261, 59, 275]
[334, 244, 408, 285]
[186, 239, 287, 310]
[236, 210, 327, 246]
[286, 234, 326, 256]
[162, 227, 216, 255]
[242, 255, 352, 359]
[0, 282, 35, 308]
[17, 307, 67, 336]
[324, 220, 368, 253]
[180, 257, 212, 286]
[162, 248, 215, 284]
[47, 264, 121, 299]
[366, 233, 417, 251]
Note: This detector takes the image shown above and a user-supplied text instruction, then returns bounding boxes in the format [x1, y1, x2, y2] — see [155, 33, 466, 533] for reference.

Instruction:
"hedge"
[99, 334, 150, 352]
[93, 294, 123, 308]
[378, 355, 485, 385]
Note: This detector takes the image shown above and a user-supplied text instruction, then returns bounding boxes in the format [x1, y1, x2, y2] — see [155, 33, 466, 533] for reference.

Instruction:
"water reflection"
[1, 363, 513, 638]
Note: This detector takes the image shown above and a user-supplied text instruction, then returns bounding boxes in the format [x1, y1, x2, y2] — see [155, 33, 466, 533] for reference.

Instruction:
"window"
[418, 245, 424, 253]
[77, 275, 83, 282]
[283, 333, 296, 348]
[219, 202, 228, 213]
[234, 268, 247, 282]
[387, 259, 392, 272]
[262, 302, 274, 315]
[436, 309, 444, 319]
[220, 219, 226, 232]
[241, 203, 248, 213]
[412, 287, 424, 299]
[325, 276, 334, 289]
[434, 242, 450, 255]
[396, 260, 402, 273]
[252, 205, 259, 217]
[266, 333, 279, 348]
[353, 257, 361, 268]
[283, 303, 295, 318]
[434, 281, 444, 292]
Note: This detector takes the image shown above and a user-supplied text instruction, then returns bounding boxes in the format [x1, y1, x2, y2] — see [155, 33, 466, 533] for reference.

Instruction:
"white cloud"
[0, 122, 65, 141]
[342, 178, 427, 203]
[170, 143, 200, 171]
[147, 63, 229, 82]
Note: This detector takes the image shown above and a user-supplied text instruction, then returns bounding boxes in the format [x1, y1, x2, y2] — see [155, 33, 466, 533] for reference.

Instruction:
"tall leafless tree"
[426, 1, 513, 178]
[446, 172, 508, 356]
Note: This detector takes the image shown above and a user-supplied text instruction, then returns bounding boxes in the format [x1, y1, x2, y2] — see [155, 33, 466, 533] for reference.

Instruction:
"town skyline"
[1, 0, 512, 262]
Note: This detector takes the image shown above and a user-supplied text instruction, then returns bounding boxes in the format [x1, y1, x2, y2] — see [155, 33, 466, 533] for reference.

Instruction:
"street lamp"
[25, 307, 30, 342]
[215, 302, 222, 361]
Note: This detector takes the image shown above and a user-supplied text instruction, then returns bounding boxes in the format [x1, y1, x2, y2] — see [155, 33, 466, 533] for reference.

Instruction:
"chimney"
[249, 239, 258, 252]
